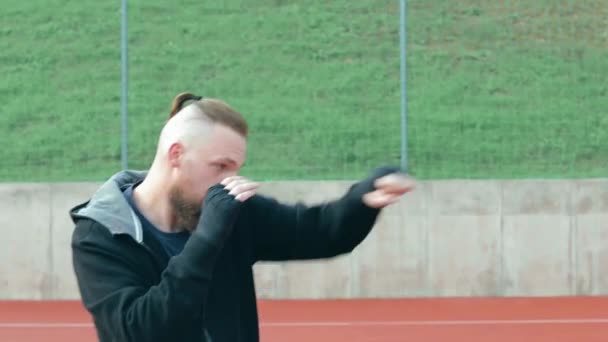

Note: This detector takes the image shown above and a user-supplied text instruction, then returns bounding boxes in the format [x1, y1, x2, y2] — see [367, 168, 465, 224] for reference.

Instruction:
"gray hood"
[70, 169, 148, 243]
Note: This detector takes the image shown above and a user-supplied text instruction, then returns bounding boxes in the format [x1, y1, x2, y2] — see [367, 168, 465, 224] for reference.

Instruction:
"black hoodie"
[70, 167, 395, 341]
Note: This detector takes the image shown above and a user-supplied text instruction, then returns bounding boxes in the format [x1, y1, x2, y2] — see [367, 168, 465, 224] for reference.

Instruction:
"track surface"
[1, 297, 607, 341]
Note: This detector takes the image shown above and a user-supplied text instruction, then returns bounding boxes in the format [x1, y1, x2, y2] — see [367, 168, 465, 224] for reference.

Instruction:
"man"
[70, 92, 415, 342]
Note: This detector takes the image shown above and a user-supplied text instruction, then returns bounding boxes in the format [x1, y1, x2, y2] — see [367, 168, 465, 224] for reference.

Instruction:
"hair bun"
[169, 92, 203, 118]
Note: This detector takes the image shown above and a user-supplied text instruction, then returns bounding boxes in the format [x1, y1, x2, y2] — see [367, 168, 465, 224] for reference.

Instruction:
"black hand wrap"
[193, 183, 243, 244]
[347, 165, 404, 200]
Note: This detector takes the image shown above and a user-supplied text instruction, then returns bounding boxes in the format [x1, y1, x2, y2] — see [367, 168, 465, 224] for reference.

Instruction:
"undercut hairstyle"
[169, 92, 248, 138]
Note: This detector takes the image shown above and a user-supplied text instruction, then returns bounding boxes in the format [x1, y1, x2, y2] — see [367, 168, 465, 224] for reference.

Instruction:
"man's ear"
[168, 142, 183, 168]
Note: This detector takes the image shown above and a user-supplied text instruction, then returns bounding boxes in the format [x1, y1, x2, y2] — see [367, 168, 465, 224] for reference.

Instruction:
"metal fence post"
[121, 0, 129, 170]
[399, 0, 408, 172]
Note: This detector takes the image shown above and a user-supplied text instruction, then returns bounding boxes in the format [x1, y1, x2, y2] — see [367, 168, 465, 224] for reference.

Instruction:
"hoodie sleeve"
[71, 219, 222, 342]
[248, 166, 400, 262]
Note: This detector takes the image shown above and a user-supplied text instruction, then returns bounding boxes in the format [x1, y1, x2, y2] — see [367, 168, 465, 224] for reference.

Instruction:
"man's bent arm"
[72, 220, 222, 342]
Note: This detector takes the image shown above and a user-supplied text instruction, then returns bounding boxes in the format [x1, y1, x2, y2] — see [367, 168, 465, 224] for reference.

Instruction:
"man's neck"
[131, 171, 182, 233]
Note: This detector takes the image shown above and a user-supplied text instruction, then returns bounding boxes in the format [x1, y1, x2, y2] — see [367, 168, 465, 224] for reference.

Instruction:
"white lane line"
[2, 318, 608, 329]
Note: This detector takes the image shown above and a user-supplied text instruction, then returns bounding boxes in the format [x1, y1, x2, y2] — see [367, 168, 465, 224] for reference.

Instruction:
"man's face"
[168, 124, 246, 230]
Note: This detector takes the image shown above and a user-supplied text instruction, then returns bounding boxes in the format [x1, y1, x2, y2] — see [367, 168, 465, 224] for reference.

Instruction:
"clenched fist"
[349, 166, 415, 209]
[362, 172, 415, 208]
[194, 176, 259, 242]
[220, 176, 259, 202]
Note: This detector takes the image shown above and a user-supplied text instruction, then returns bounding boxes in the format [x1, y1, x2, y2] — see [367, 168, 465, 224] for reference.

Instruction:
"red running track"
[1, 297, 608, 341]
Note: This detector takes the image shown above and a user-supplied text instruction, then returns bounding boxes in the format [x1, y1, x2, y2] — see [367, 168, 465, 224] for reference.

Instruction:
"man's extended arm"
[248, 166, 404, 262]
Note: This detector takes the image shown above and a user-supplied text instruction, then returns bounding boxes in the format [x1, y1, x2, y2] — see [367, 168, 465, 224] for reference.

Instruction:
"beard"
[168, 185, 202, 232]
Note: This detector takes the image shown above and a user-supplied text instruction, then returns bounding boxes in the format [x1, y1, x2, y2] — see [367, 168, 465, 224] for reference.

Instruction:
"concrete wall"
[0, 179, 606, 300]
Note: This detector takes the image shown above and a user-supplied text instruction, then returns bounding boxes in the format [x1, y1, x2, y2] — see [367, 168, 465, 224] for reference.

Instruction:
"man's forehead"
[202, 138, 246, 165]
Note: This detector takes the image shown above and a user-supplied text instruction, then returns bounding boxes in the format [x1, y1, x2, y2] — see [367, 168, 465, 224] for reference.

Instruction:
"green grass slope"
[1, 0, 606, 181]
